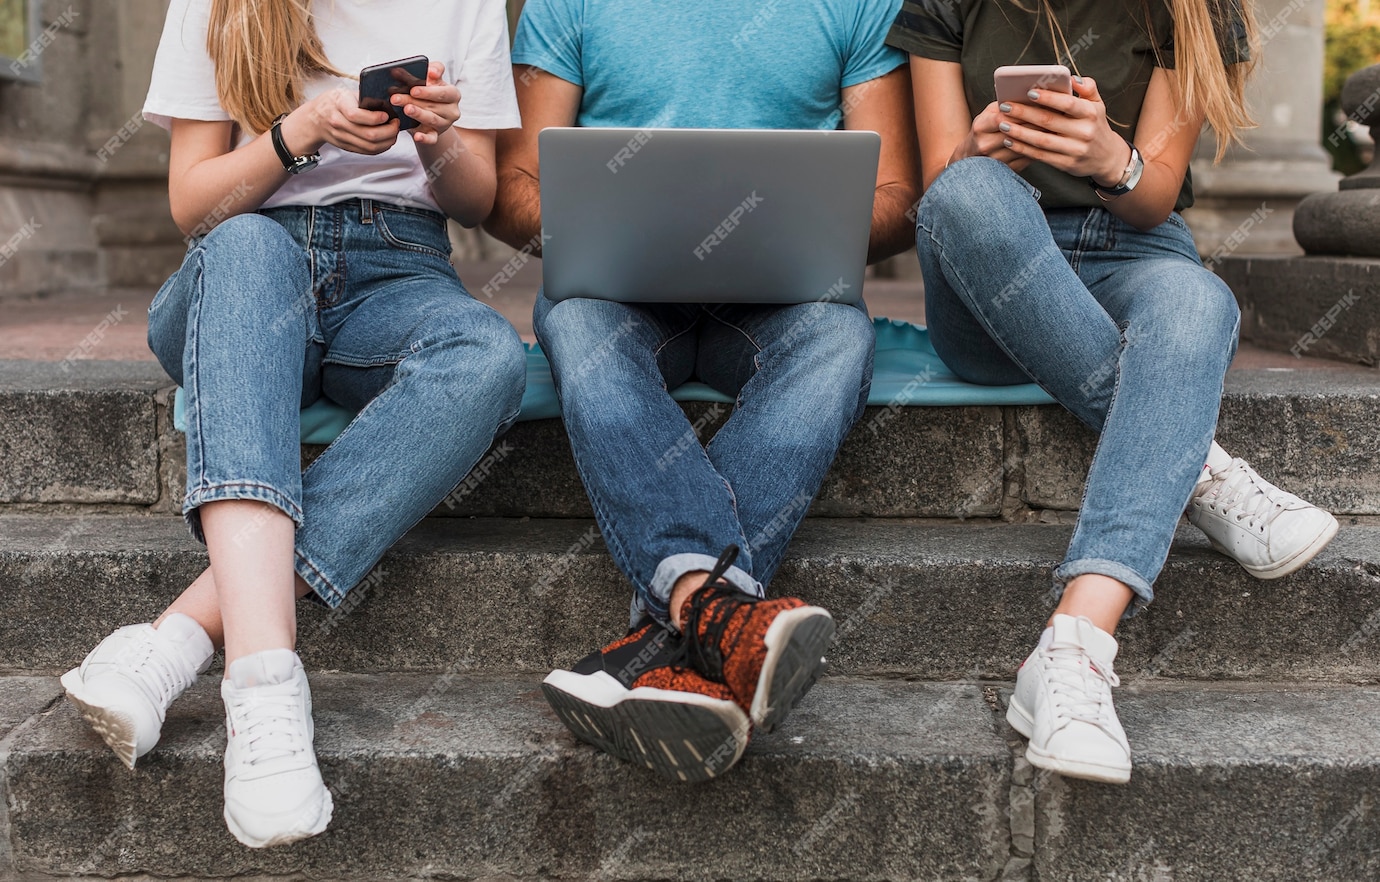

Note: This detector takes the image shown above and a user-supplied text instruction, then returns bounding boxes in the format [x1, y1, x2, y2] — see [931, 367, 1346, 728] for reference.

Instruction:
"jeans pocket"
[374, 207, 452, 260]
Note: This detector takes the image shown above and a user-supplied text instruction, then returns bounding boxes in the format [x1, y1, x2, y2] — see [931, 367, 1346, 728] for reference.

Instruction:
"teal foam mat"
[172, 318, 1054, 443]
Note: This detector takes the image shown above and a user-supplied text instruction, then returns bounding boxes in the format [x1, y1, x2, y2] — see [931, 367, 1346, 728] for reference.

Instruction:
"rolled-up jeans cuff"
[293, 547, 348, 609]
[182, 481, 303, 545]
[631, 552, 765, 630]
[1052, 558, 1154, 619]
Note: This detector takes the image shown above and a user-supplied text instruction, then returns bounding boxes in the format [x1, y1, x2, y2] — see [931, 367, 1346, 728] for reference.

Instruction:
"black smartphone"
[359, 55, 429, 131]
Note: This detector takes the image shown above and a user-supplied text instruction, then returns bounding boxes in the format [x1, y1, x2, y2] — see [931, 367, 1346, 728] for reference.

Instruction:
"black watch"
[271, 113, 320, 175]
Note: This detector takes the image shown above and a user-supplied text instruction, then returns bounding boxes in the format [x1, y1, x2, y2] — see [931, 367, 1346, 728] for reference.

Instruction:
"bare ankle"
[1049, 575, 1134, 635]
[668, 571, 712, 630]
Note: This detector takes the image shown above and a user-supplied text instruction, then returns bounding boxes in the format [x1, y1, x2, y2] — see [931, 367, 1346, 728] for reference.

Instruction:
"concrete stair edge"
[3, 673, 1379, 881]
[4, 514, 1380, 682]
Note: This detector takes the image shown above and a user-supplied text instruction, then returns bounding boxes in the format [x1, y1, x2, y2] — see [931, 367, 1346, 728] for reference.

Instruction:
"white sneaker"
[221, 649, 333, 848]
[1007, 614, 1131, 784]
[60, 613, 214, 769]
[1187, 453, 1339, 580]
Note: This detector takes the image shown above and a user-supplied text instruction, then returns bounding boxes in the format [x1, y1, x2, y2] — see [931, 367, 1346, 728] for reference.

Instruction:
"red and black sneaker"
[542, 619, 750, 783]
[677, 545, 835, 733]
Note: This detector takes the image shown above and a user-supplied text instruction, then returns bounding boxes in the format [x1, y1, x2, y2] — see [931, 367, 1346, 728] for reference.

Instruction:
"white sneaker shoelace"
[110, 628, 198, 710]
[1196, 458, 1303, 533]
[228, 683, 312, 771]
[1042, 644, 1120, 731]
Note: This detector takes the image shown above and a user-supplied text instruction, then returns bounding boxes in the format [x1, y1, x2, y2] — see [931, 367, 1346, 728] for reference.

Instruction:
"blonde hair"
[1027, 0, 1260, 162]
[206, 0, 349, 135]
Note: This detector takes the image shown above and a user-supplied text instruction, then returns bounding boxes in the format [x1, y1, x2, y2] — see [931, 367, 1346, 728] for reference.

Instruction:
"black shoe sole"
[753, 608, 835, 734]
[541, 679, 749, 784]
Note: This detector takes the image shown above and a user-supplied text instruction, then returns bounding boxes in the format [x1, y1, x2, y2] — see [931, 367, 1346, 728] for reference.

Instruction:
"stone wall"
[0, 0, 181, 300]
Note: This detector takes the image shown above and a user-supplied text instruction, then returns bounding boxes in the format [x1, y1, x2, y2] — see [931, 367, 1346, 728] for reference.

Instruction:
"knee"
[919, 157, 1036, 231]
[773, 303, 874, 380]
[537, 298, 647, 386]
[200, 213, 297, 256]
[194, 215, 308, 315]
[1130, 269, 1241, 362]
[432, 309, 526, 398]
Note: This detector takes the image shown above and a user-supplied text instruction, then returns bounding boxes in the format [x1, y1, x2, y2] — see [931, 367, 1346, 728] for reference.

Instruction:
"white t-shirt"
[144, 0, 522, 212]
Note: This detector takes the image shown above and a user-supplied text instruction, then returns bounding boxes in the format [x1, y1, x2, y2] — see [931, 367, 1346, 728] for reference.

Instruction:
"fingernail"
[1003, 138, 1013, 148]
[1027, 90, 1040, 101]
[1074, 75, 1084, 84]
[999, 122, 1011, 133]
[999, 103, 1012, 113]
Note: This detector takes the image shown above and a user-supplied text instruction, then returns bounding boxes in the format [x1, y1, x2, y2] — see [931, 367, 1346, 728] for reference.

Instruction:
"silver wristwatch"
[1092, 143, 1144, 200]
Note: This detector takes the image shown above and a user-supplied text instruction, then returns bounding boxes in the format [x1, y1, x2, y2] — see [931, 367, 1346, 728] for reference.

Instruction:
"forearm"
[419, 129, 497, 228]
[868, 180, 922, 264]
[1096, 157, 1182, 232]
[169, 130, 291, 238]
[483, 167, 545, 253]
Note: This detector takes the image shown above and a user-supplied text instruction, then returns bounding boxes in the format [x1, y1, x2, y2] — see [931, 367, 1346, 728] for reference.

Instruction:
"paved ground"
[0, 258, 1351, 373]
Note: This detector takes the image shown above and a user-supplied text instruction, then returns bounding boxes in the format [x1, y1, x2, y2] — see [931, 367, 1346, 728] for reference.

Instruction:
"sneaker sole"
[60, 668, 140, 770]
[542, 670, 749, 783]
[1006, 697, 1131, 785]
[751, 606, 835, 734]
[224, 787, 334, 849]
[1211, 512, 1340, 581]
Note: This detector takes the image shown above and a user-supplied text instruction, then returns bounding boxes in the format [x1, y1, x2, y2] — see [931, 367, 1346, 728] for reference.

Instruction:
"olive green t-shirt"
[885, 0, 1250, 211]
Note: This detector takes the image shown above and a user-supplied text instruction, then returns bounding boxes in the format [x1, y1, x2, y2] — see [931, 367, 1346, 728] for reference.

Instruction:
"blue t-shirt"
[512, 0, 907, 130]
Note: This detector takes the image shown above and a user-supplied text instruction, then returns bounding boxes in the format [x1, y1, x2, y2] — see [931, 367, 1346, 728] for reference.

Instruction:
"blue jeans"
[917, 158, 1240, 611]
[533, 292, 874, 628]
[148, 200, 526, 607]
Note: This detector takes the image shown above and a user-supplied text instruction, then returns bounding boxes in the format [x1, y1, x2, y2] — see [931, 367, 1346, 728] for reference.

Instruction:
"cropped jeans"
[916, 158, 1240, 612]
[148, 200, 526, 607]
[533, 292, 874, 629]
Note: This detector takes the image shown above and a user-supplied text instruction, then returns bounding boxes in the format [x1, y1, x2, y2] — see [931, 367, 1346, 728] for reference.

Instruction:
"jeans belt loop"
[360, 198, 374, 224]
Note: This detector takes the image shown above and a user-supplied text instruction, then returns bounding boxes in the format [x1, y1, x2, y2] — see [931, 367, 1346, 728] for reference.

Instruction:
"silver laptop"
[539, 127, 879, 304]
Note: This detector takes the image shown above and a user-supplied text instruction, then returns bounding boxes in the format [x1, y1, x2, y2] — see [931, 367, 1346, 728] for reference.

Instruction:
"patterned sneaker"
[543, 619, 750, 783]
[221, 649, 332, 848]
[677, 546, 834, 733]
[1008, 614, 1131, 785]
[1187, 455, 1339, 580]
[60, 613, 215, 769]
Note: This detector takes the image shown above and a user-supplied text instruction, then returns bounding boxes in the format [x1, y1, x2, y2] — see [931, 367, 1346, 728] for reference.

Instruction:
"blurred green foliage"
[0, 0, 28, 61]
[1325, 0, 1380, 104]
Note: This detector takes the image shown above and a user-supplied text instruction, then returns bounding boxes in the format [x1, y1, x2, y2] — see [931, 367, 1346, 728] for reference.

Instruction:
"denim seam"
[651, 318, 700, 360]
[181, 480, 304, 545]
[374, 211, 451, 260]
[1061, 321, 1137, 591]
[294, 547, 345, 608]
[700, 308, 764, 355]
[186, 249, 209, 500]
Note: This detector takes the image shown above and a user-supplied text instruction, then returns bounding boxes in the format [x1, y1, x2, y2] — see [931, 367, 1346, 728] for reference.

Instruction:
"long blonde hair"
[1032, 0, 1260, 161]
[206, 0, 349, 135]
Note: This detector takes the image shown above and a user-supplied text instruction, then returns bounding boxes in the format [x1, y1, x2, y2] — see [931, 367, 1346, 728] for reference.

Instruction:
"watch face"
[290, 156, 319, 175]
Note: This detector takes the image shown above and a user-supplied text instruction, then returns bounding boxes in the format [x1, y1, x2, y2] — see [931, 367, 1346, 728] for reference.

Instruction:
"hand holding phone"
[360, 55, 431, 131]
[993, 70, 1131, 184]
[993, 64, 1073, 105]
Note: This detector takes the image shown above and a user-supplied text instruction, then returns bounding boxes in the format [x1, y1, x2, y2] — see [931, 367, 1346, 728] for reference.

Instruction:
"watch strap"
[270, 113, 320, 175]
[1092, 143, 1143, 200]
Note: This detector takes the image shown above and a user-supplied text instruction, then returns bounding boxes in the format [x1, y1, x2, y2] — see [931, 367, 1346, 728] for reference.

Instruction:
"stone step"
[5, 514, 1380, 682]
[2, 673, 1378, 881]
[1216, 254, 1380, 367]
[3, 358, 1379, 517]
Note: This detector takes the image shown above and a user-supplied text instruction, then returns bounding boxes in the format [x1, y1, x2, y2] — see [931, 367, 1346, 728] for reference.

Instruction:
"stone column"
[1183, 0, 1339, 258]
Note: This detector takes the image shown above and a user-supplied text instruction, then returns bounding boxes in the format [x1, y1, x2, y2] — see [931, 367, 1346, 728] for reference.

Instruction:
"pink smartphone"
[994, 64, 1073, 104]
